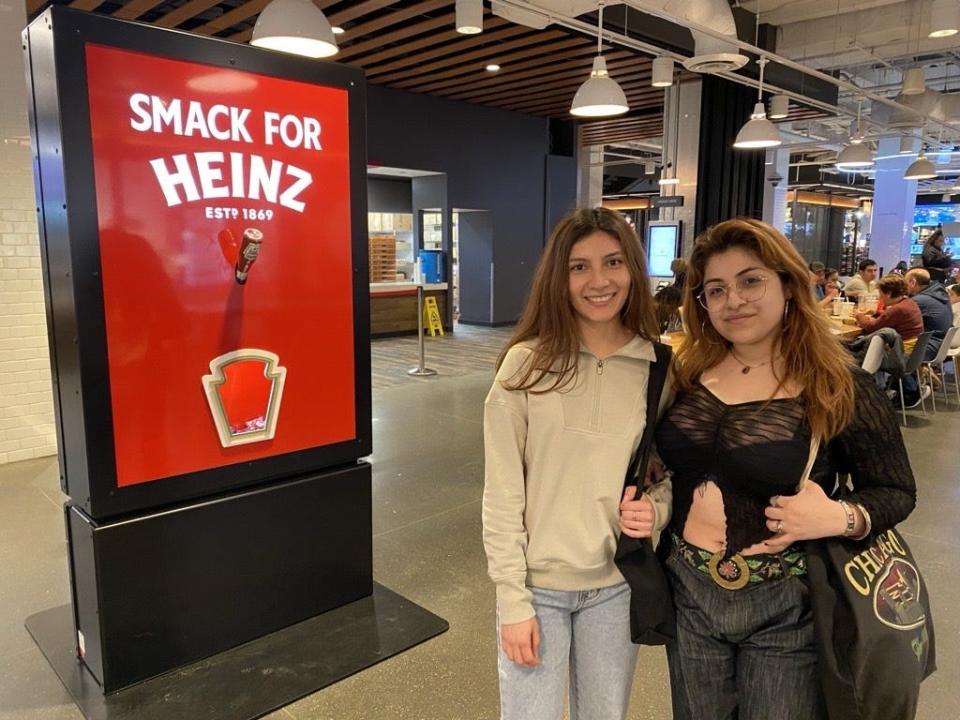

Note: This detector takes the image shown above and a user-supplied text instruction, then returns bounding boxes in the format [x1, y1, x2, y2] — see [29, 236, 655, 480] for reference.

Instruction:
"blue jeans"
[497, 582, 639, 720]
[665, 551, 826, 720]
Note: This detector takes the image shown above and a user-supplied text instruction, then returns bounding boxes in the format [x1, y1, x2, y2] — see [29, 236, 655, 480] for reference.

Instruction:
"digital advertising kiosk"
[23, 7, 446, 717]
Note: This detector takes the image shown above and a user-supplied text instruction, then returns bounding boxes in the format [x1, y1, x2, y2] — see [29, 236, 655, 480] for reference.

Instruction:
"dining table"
[659, 316, 862, 348]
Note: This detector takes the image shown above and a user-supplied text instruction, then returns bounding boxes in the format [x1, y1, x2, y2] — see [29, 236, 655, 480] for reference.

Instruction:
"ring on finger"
[774, 519, 784, 534]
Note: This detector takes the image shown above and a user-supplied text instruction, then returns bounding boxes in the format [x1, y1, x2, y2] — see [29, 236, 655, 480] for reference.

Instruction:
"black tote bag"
[800, 435, 935, 720]
[614, 341, 675, 645]
[806, 531, 935, 720]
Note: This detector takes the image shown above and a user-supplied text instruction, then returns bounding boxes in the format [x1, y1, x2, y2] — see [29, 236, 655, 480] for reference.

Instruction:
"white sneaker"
[905, 385, 932, 409]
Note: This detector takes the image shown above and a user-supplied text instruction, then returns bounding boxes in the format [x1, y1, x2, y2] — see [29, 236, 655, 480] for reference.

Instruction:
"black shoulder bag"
[613, 341, 675, 645]
[802, 441, 936, 720]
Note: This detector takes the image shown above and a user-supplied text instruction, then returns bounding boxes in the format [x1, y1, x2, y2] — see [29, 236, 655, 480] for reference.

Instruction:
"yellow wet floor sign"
[423, 296, 444, 336]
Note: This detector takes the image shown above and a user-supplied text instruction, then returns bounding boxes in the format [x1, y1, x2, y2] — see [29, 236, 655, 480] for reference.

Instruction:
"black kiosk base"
[27, 583, 448, 720]
[25, 463, 448, 719]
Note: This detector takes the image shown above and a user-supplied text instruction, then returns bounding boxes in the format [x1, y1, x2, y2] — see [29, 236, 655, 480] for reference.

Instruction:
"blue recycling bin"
[419, 250, 444, 283]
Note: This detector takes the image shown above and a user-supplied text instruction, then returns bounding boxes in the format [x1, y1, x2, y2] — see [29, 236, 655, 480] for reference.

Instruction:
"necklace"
[729, 348, 771, 375]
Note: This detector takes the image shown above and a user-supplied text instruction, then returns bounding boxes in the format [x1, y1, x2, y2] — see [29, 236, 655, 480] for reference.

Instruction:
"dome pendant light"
[837, 101, 873, 170]
[904, 149, 937, 180]
[251, 0, 338, 58]
[734, 58, 781, 149]
[570, 1, 629, 118]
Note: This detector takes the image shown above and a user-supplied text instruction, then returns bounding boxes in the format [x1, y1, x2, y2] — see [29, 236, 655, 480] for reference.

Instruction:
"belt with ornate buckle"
[672, 533, 806, 591]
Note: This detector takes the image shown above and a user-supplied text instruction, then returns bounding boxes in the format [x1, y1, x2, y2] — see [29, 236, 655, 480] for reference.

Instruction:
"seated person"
[854, 274, 923, 351]
[654, 283, 683, 334]
[950, 284, 960, 326]
[817, 267, 841, 309]
[844, 258, 878, 301]
[906, 268, 953, 359]
[809, 261, 826, 300]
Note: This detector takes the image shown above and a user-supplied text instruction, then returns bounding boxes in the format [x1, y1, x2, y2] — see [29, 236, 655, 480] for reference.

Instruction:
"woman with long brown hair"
[619, 219, 916, 719]
[483, 207, 669, 720]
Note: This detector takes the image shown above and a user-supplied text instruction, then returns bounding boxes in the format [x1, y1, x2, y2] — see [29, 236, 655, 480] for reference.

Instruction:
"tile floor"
[0, 326, 957, 720]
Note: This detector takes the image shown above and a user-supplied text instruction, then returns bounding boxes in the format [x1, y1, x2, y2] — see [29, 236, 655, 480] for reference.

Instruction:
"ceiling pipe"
[491, 0, 957, 145]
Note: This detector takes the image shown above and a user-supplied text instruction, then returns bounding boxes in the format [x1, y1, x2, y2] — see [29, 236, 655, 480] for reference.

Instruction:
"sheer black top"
[656, 368, 916, 556]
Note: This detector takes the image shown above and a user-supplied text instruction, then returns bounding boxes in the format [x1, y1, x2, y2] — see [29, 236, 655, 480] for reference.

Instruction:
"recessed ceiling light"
[486, 64, 500, 72]
[331, 26, 345, 34]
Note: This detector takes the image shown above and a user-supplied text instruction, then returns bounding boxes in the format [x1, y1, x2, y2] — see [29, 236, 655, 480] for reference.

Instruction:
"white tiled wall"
[0, 0, 58, 464]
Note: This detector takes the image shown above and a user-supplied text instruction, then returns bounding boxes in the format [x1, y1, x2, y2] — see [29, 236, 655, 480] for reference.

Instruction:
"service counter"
[370, 282, 450, 337]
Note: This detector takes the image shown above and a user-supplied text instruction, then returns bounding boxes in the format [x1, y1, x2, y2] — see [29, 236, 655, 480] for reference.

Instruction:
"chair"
[896, 332, 933, 426]
[942, 326, 960, 407]
[860, 335, 886, 375]
[922, 326, 959, 411]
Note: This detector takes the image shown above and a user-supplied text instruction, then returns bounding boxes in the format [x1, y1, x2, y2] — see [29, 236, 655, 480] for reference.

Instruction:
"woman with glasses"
[619, 219, 916, 720]
[483, 208, 670, 720]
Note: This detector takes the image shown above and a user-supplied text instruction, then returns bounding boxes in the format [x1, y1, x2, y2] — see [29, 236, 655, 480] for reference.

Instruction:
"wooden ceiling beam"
[335, 0, 451, 54]
[385, 37, 589, 89]
[359, 20, 521, 72]
[338, 12, 456, 61]
[445, 54, 646, 102]
[155, 0, 221, 29]
[113, 0, 168, 20]
[499, 88, 664, 115]
[328, 0, 401, 27]
[68, 0, 107, 11]
[444, 69, 654, 107]
[372, 30, 572, 85]
[414, 46, 628, 95]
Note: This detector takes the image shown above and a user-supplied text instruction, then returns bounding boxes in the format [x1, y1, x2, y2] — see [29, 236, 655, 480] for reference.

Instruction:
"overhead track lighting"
[902, 67, 927, 95]
[251, 0, 338, 58]
[651, 57, 673, 88]
[456, 0, 483, 34]
[570, 1, 628, 118]
[928, 0, 960, 37]
[734, 58, 781, 150]
[768, 94, 789, 120]
[904, 150, 936, 180]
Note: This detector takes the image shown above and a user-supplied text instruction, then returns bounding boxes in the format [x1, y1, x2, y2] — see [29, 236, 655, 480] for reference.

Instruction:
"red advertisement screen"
[85, 44, 356, 487]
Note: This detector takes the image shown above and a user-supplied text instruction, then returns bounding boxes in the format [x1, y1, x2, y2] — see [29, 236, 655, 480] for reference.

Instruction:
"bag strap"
[623, 341, 673, 489]
[797, 436, 821, 492]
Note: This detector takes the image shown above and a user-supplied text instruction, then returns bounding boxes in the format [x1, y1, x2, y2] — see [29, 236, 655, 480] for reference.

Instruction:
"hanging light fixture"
[658, 163, 679, 185]
[644, 160, 656, 175]
[836, 143, 874, 169]
[456, 0, 483, 34]
[904, 149, 937, 180]
[902, 67, 927, 95]
[768, 94, 789, 120]
[570, 1, 628, 118]
[251, 0, 338, 58]
[651, 57, 673, 88]
[928, 0, 960, 37]
[734, 58, 781, 149]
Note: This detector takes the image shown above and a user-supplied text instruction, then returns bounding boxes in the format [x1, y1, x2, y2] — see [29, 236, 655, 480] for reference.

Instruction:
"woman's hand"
[619, 486, 655, 538]
[500, 617, 540, 666]
[763, 481, 848, 546]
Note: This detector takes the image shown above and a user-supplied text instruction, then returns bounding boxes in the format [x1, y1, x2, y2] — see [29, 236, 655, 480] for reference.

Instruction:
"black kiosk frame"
[22, 7, 446, 714]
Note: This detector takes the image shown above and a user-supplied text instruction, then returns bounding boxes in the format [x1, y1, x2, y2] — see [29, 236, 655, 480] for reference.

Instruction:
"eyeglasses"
[697, 274, 768, 310]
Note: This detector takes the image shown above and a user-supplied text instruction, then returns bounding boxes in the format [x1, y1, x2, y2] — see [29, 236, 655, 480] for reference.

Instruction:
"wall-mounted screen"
[647, 222, 680, 277]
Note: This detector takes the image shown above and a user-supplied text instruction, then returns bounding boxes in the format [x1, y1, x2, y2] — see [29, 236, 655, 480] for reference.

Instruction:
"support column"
[871, 136, 918, 274]
[661, 78, 701, 255]
[576, 144, 604, 208]
[763, 148, 789, 233]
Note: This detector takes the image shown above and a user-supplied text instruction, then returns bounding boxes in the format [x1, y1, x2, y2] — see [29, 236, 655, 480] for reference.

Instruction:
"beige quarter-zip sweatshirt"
[482, 336, 671, 625]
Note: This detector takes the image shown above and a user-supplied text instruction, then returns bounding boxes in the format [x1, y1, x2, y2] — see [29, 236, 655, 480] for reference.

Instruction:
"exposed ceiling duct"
[492, 0, 747, 73]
